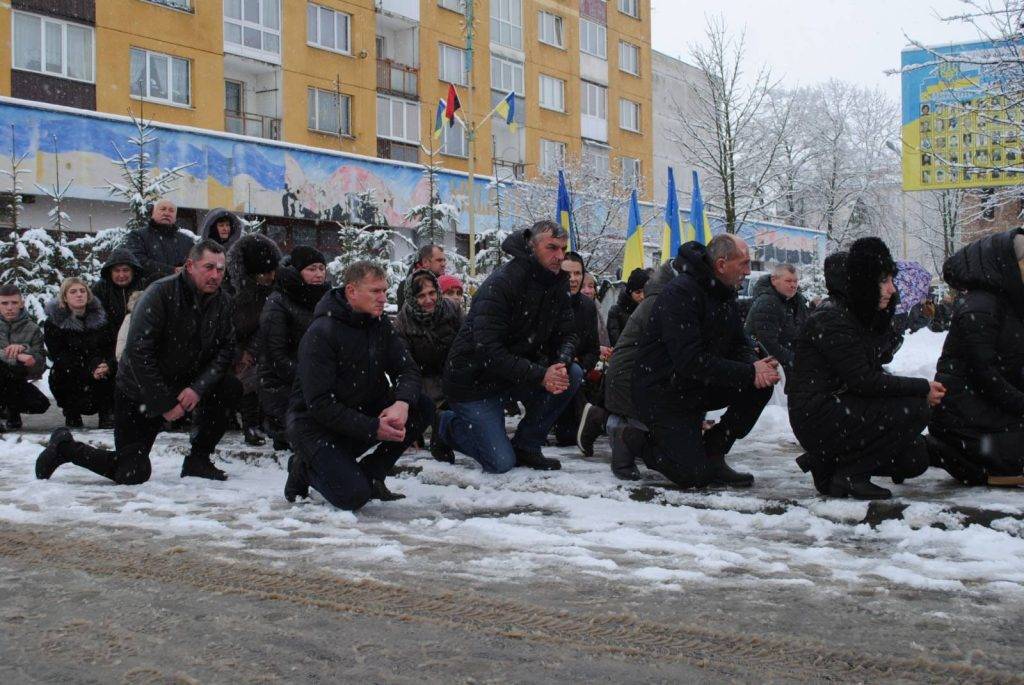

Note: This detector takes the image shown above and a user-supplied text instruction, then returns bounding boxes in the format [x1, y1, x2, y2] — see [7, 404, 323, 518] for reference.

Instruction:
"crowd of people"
[17, 198, 1024, 510]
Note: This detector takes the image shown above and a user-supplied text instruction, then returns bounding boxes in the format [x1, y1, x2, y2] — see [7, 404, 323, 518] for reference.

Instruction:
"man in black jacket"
[634, 235, 779, 489]
[434, 221, 581, 473]
[742, 263, 808, 371]
[284, 261, 433, 511]
[36, 240, 242, 484]
[124, 199, 196, 281]
[552, 252, 600, 448]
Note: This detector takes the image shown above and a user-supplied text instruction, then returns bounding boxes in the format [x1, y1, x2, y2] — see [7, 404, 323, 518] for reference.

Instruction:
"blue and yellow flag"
[661, 167, 682, 262]
[688, 170, 712, 245]
[432, 98, 446, 140]
[556, 170, 576, 251]
[494, 91, 517, 132]
[623, 189, 644, 276]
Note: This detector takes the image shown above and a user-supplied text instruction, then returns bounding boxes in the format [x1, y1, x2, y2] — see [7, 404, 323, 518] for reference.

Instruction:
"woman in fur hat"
[787, 237, 946, 500]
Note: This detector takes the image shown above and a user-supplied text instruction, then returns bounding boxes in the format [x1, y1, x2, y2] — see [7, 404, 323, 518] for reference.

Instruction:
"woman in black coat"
[606, 268, 649, 346]
[929, 228, 1024, 486]
[257, 247, 329, 449]
[44, 277, 115, 428]
[394, 269, 463, 405]
[787, 238, 945, 500]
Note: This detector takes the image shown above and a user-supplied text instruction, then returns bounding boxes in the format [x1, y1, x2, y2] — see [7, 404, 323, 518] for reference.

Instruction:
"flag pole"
[464, 1, 478, 277]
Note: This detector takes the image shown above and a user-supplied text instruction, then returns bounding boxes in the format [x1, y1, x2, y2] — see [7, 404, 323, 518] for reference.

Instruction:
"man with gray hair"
[124, 198, 196, 281]
[633, 235, 780, 489]
[743, 262, 808, 371]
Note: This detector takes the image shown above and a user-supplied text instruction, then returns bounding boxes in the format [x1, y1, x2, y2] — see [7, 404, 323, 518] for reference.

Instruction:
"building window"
[581, 81, 607, 120]
[490, 55, 524, 95]
[582, 143, 610, 177]
[490, 0, 523, 50]
[130, 47, 190, 106]
[621, 156, 641, 187]
[619, 41, 640, 76]
[378, 139, 420, 163]
[224, 0, 281, 60]
[539, 74, 565, 112]
[307, 3, 351, 54]
[12, 11, 94, 83]
[439, 44, 467, 86]
[308, 87, 352, 136]
[617, 0, 640, 19]
[438, 0, 465, 14]
[579, 18, 606, 59]
[376, 95, 420, 145]
[442, 119, 468, 158]
[540, 139, 566, 173]
[620, 99, 640, 132]
[538, 11, 564, 48]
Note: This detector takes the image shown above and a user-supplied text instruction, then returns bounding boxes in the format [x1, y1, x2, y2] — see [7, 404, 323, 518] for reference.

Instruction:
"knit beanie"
[290, 246, 326, 272]
[438, 274, 464, 292]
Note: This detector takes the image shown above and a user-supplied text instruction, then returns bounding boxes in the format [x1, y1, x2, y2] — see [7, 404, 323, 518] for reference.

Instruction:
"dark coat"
[117, 272, 236, 417]
[199, 207, 244, 251]
[227, 232, 282, 357]
[288, 288, 421, 447]
[633, 242, 757, 417]
[604, 259, 675, 418]
[395, 270, 463, 398]
[257, 259, 329, 420]
[931, 229, 1024, 440]
[123, 219, 195, 281]
[43, 297, 111, 383]
[570, 292, 600, 372]
[91, 248, 145, 339]
[0, 308, 46, 381]
[606, 289, 638, 346]
[742, 274, 808, 369]
[442, 229, 578, 402]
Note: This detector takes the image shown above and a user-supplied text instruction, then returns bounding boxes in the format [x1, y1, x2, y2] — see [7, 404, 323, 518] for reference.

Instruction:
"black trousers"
[641, 385, 772, 488]
[0, 364, 49, 415]
[553, 385, 587, 445]
[290, 393, 434, 511]
[929, 424, 1024, 484]
[49, 364, 114, 416]
[64, 375, 242, 485]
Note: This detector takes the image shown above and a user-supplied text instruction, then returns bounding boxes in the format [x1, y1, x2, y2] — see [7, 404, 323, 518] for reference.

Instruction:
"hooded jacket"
[633, 242, 758, 415]
[227, 232, 282, 356]
[395, 269, 464, 380]
[91, 248, 145, 336]
[199, 207, 244, 251]
[570, 291, 600, 373]
[742, 273, 808, 369]
[606, 288, 639, 347]
[0, 308, 46, 380]
[288, 288, 421, 447]
[123, 218, 195, 280]
[43, 297, 111, 383]
[442, 228, 578, 402]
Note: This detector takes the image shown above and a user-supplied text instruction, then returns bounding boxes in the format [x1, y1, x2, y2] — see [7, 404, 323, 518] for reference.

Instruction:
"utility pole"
[464, 0, 478, 276]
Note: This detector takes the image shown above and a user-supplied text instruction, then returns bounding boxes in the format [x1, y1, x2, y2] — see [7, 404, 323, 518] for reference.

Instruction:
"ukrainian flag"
[432, 98, 446, 140]
[661, 167, 682, 262]
[556, 170, 576, 251]
[622, 189, 644, 276]
[494, 91, 517, 132]
[688, 170, 712, 245]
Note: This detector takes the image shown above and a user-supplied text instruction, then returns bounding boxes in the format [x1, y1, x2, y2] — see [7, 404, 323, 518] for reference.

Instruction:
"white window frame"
[617, 0, 640, 19]
[581, 81, 607, 120]
[308, 87, 352, 136]
[583, 143, 610, 177]
[130, 47, 191, 107]
[619, 98, 640, 132]
[376, 94, 420, 145]
[538, 11, 564, 49]
[439, 43, 468, 86]
[579, 18, 607, 59]
[539, 74, 566, 113]
[442, 119, 469, 158]
[307, 3, 351, 55]
[621, 156, 641, 187]
[540, 139, 566, 174]
[11, 11, 95, 83]
[619, 41, 640, 76]
[224, 0, 281, 62]
[490, 0, 523, 50]
[490, 54, 524, 96]
[438, 0, 466, 14]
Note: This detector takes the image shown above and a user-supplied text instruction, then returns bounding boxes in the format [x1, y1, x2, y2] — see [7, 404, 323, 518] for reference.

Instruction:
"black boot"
[35, 428, 74, 479]
[796, 453, 832, 495]
[611, 423, 645, 481]
[514, 447, 561, 471]
[97, 407, 115, 430]
[284, 455, 309, 502]
[613, 464, 641, 481]
[576, 403, 606, 458]
[63, 410, 83, 428]
[707, 458, 754, 487]
[369, 479, 405, 501]
[429, 411, 455, 464]
[829, 474, 891, 500]
[180, 454, 228, 481]
[7, 408, 22, 430]
[243, 425, 266, 446]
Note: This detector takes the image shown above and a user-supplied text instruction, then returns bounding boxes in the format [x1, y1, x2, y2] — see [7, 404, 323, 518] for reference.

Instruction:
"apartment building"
[2, 0, 653, 197]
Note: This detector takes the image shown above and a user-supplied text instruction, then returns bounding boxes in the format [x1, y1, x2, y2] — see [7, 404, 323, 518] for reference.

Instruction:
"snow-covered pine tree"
[404, 148, 460, 246]
[798, 260, 828, 302]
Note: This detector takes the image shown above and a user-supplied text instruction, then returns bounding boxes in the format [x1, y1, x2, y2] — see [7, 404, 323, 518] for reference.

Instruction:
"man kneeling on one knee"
[433, 220, 582, 473]
[284, 261, 433, 510]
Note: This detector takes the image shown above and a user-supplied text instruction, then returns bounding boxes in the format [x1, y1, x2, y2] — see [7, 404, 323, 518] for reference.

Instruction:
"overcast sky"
[649, 0, 985, 100]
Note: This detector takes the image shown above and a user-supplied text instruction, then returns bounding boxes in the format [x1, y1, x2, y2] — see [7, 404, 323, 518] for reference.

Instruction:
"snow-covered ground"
[1, 329, 1022, 599]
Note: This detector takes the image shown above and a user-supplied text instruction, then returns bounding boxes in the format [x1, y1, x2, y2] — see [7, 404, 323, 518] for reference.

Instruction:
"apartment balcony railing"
[377, 59, 418, 98]
[225, 110, 281, 140]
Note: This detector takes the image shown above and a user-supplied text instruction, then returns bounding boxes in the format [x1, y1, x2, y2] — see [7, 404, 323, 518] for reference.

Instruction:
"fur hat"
[625, 267, 650, 293]
[289, 246, 326, 272]
[846, 237, 896, 329]
[238, 233, 281, 276]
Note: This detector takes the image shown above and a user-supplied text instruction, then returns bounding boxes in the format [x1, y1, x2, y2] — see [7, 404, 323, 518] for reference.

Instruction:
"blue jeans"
[439, 363, 583, 474]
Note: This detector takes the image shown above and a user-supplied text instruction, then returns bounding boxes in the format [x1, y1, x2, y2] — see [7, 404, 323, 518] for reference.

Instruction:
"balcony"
[377, 59, 418, 98]
[225, 110, 281, 140]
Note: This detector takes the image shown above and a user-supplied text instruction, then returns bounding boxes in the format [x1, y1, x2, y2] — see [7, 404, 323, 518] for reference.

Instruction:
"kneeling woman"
[928, 228, 1024, 486]
[787, 238, 945, 499]
[44, 277, 116, 428]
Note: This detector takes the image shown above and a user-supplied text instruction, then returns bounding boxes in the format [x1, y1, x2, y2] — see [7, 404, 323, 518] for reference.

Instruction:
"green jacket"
[0, 309, 46, 380]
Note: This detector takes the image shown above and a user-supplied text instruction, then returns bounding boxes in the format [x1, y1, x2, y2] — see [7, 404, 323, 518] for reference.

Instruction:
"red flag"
[444, 83, 462, 127]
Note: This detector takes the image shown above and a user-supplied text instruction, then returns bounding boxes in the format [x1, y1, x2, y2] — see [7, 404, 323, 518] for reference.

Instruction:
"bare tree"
[758, 87, 818, 226]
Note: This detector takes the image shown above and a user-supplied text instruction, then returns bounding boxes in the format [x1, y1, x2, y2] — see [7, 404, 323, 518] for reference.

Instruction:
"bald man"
[124, 199, 197, 280]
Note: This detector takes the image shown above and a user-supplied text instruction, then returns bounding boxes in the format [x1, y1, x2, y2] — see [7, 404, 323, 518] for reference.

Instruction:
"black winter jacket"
[288, 288, 421, 444]
[571, 292, 600, 372]
[742, 274, 808, 369]
[91, 248, 145, 338]
[395, 270, 463, 379]
[227, 233, 282, 356]
[123, 219, 195, 281]
[117, 272, 236, 417]
[43, 297, 112, 382]
[606, 289, 638, 346]
[932, 228, 1024, 433]
[443, 229, 578, 402]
